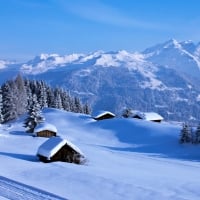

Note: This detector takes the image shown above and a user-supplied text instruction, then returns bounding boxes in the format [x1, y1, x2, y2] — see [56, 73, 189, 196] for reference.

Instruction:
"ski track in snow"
[0, 176, 67, 200]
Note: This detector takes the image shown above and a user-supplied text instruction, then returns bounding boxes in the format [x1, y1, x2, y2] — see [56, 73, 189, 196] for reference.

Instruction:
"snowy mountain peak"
[21, 53, 84, 74]
[39, 53, 59, 60]
[179, 40, 196, 53]
[79, 51, 103, 63]
[143, 39, 183, 56]
[0, 60, 16, 69]
[94, 50, 147, 68]
[142, 39, 200, 78]
[163, 38, 180, 48]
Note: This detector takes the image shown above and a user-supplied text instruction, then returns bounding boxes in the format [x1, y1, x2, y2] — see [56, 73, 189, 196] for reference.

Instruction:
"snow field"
[0, 108, 200, 199]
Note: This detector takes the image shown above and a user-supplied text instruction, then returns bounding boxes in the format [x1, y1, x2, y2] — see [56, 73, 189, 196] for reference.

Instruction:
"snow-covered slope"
[0, 108, 200, 200]
[143, 39, 200, 78]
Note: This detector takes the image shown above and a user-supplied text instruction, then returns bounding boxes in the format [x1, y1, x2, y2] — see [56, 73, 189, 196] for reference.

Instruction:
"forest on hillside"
[0, 74, 91, 124]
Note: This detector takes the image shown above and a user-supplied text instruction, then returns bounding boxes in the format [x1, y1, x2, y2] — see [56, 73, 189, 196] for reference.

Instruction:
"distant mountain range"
[1, 39, 200, 123]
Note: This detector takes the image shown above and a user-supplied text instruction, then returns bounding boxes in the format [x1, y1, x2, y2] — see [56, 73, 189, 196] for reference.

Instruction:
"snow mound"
[34, 123, 57, 133]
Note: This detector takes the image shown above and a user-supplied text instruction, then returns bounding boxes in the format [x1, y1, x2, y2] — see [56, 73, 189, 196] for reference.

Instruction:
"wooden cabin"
[131, 111, 163, 123]
[93, 111, 115, 121]
[37, 137, 85, 164]
[34, 123, 57, 137]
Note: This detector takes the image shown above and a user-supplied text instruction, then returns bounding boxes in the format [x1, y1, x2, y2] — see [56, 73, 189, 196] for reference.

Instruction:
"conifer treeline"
[0, 74, 91, 123]
[179, 123, 200, 144]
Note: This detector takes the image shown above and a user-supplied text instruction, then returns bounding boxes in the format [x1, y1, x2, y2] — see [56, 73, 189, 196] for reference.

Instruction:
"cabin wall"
[51, 145, 82, 164]
[133, 115, 142, 120]
[94, 114, 115, 121]
[37, 130, 56, 138]
[151, 119, 162, 123]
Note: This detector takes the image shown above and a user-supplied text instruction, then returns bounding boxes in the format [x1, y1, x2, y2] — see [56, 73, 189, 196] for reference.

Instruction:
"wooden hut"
[34, 123, 57, 137]
[93, 111, 115, 121]
[131, 110, 163, 123]
[142, 112, 164, 122]
[37, 137, 85, 164]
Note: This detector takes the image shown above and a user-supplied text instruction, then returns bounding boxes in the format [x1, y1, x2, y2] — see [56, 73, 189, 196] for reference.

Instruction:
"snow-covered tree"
[60, 89, 71, 111]
[0, 76, 91, 123]
[122, 108, 132, 118]
[24, 79, 34, 109]
[73, 97, 82, 113]
[195, 123, 200, 144]
[0, 88, 3, 123]
[83, 103, 91, 115]
[14, 74, 27, 115]
[24, 94, 44, 133]
[54, 88, 63, 110]
[2, 81, 18, 122]
[38, 81, 48, 108]
[179, 123, 192, 143]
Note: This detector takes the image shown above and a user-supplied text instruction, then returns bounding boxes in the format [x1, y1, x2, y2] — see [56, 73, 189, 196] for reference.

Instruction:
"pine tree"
[195, 123, 200, 144]
[179, 123, 192, 144]
[190, 126, 195, 144]
[2, 80, 18, 122]
[0, 87, 4, 123]
[83, 103, 91, 114]
[0, 76, 91, 123]
[122, 108, 132, 118]
[24, 94, 44, 133]
[73, 97, 82, 113]
[38, 81, 48, 108]
[52, 88, 63, 109]
[24, 79, 33, 109]
[14, 74, 27, 115]
[60, 89, 71, 111]
[46, 86, 55, 108]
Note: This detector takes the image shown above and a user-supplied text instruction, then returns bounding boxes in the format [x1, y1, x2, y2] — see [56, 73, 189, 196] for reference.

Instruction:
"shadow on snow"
[0, 152, 37, 162]
[94, 118, 200, 162]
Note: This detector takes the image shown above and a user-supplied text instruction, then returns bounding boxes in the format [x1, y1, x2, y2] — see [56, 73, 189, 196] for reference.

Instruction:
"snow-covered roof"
[37, 137, 84, 160]
[142, 112, 164, 121]
[34, 123, 57, 133]
[130, 110, 163, 121]
[93, 110, 115, 119]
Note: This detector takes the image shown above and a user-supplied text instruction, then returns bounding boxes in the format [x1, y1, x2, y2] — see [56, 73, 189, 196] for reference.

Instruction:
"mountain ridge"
[1, 39, 200, 123]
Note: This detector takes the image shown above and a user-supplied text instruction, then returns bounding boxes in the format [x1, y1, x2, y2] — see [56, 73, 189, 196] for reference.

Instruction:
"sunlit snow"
[0, 108, 200, 199]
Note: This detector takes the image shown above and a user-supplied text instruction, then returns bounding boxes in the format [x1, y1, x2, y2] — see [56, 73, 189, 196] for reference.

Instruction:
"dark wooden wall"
[36, 130, 56, 137]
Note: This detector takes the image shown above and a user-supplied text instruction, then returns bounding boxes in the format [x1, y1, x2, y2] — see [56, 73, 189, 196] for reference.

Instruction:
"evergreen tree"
[122, 108, 132, 118]
[179, 123, 192, 143]
[14, 74, 27, 115]
[52, 88, 63, 109]
[0, 76, 91, 123]
[2, 80, 18, 122]
[46, 86, 55, 108]
[195, 123, 200, 144]
[24, 79, 33, 109]
[83, 103, 91, 114]
[38, 81, 48, 108]
[0, 87, 3, 123]
[190, 126, 195, 144]
[73, 97, 82, 113]
[24, 94, 44, 133]
[60, 89, 71, 111]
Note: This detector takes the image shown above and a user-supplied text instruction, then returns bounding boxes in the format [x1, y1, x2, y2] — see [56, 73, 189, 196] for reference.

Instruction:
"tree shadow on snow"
[97, 119, 200, 162]
[9, 131, 30, 136]
[0, 152, 38, 162]
[105, 145, 200, 162]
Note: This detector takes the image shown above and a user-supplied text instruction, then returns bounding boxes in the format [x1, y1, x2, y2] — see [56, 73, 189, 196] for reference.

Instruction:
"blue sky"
[0, 0, 200, 61]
